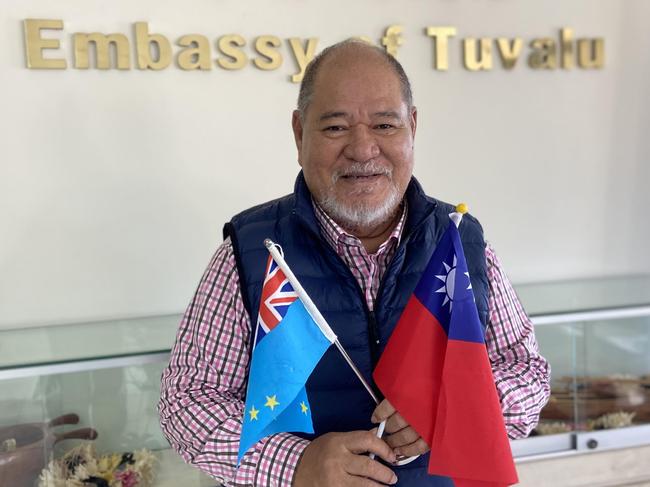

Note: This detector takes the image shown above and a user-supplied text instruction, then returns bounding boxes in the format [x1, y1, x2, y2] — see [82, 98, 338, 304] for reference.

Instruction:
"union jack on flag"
[255, 255, 298, 345]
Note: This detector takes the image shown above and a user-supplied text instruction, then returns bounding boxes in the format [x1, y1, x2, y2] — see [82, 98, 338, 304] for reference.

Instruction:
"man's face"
[292, 49, 417, 233]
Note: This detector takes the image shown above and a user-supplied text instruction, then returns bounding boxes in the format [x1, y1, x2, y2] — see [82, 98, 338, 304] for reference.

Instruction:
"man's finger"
[385, 426, 420, 449]
[346, 455, 398, 486]
[371, 398, 396, 423]
[384, 411, 409, 434]
[395, 438, 430, 457]
[346, 431, 396, 464]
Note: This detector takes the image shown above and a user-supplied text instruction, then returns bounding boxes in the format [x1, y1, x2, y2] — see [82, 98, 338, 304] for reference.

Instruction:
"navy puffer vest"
[224, 172, 488, 486]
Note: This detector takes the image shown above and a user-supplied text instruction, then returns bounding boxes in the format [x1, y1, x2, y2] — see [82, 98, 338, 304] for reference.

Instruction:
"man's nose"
[343, 125, 380, 162]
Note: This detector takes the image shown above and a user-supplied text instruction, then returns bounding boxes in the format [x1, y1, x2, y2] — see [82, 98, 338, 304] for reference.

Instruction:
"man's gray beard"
[318, 175, 403, 233]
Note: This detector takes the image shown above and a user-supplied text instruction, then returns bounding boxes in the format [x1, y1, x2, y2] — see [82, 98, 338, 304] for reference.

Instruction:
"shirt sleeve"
[158, 239, 309, 486]
[484, 243, 552, 439]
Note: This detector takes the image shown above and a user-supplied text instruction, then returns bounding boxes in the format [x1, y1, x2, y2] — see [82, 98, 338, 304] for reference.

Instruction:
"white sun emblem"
[435, 255, 472, 311]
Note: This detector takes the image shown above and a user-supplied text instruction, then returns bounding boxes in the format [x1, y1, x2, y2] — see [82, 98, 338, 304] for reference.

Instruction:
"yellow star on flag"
[248, 406, 259, 421]
[264, 395, 280, 411]
[300, 401, 308, 414]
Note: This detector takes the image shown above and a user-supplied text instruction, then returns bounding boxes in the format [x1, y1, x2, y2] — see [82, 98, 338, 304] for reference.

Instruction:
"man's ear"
[291, 110, 304, 166]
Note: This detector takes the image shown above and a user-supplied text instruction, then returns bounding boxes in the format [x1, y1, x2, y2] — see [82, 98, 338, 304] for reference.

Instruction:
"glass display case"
[0, 315, 213, 487]
[1, 275, 649, 485]
[512, 274, 650, 459]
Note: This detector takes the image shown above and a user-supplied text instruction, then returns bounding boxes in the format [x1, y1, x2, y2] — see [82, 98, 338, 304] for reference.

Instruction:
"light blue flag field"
[237, 296, 332, 462]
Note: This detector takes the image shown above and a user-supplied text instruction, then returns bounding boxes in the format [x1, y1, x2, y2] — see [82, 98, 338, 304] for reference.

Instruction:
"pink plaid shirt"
[159, 203, 550, 487]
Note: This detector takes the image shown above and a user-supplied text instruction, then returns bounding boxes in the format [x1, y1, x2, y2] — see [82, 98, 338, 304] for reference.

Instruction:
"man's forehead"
[310, 58, 404, 106]
[316, 49, 397, 83]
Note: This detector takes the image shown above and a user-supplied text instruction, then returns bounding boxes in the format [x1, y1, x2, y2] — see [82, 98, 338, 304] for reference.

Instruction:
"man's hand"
[371, 399, 429, 458]
[292, 431, 398, 486]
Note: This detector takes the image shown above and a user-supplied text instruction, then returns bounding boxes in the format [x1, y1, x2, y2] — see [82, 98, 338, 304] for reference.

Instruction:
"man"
[159, 40, 550, 486]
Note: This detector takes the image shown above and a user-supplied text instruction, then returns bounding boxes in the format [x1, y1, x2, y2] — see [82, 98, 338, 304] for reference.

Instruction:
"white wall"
[1, 0, 649, 329]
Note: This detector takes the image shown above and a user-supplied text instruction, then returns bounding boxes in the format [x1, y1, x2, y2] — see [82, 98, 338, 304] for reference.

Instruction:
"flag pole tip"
[264, 238, 274, 248]
[455, 203, 468, 214]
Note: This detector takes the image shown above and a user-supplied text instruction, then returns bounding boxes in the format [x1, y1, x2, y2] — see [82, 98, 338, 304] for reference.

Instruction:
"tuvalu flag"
[237, 255, 332, 463]
[373, 211, 518, 486]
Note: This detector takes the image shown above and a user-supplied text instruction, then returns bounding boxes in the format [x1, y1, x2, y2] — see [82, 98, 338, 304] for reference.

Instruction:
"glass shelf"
[0, 314, 182, 370]
[515, 274, 650, 316]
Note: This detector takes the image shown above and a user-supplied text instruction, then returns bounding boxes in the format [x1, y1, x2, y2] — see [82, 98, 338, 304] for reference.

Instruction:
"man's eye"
[375, 124, 395, 130]
[324, 125, 346, 132]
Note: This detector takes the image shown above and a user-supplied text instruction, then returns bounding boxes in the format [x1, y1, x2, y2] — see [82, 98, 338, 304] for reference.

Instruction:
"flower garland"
[38, 443, 156, 487]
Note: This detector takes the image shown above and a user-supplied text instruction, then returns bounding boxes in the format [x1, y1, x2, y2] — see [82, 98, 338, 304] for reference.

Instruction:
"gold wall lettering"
[424, 26, 604, 72]
[495, 38, 523, 70]
[425, 26, 457, 71]
[217, 34, 247, 70]
[288, 37, 318, 83]
[177, 34, 212, 70]
[24, 19, 67, 69]
[73, 33, 130, 69]
[135, 22, 172, 70]
[578, 38, 605, 68]
[560, 28, 574, 69]
[253, 35, 282, 70]
[381, 25, 403, 58]
[529, 38, 558, 69]
[22, 20, 605, 80]
[463, 38, 492, 71]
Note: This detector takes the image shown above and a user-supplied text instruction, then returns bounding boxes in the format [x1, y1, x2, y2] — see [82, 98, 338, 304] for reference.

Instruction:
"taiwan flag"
[373, 213, 518, 486]
[238, 255, 332, 463]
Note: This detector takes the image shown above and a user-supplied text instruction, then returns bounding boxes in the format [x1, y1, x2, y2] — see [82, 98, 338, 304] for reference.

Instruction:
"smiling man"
[159, 40, 550, 487]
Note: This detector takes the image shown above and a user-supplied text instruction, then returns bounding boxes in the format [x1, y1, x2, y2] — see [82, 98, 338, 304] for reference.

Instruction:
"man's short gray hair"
[297, 39, 413, 119]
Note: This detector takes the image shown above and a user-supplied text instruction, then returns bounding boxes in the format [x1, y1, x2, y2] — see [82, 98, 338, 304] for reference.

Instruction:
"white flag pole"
[264, 239, 381, 405]
[450, 202, 467, 227]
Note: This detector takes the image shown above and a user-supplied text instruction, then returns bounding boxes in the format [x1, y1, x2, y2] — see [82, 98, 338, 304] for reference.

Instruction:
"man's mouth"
[341, 173, 383, 180]
[332, 162, 392, 184]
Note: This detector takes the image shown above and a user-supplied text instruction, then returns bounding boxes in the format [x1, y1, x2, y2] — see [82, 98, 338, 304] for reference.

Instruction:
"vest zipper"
[367, 309, 380, 366]
[329, 253, 384, 399]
